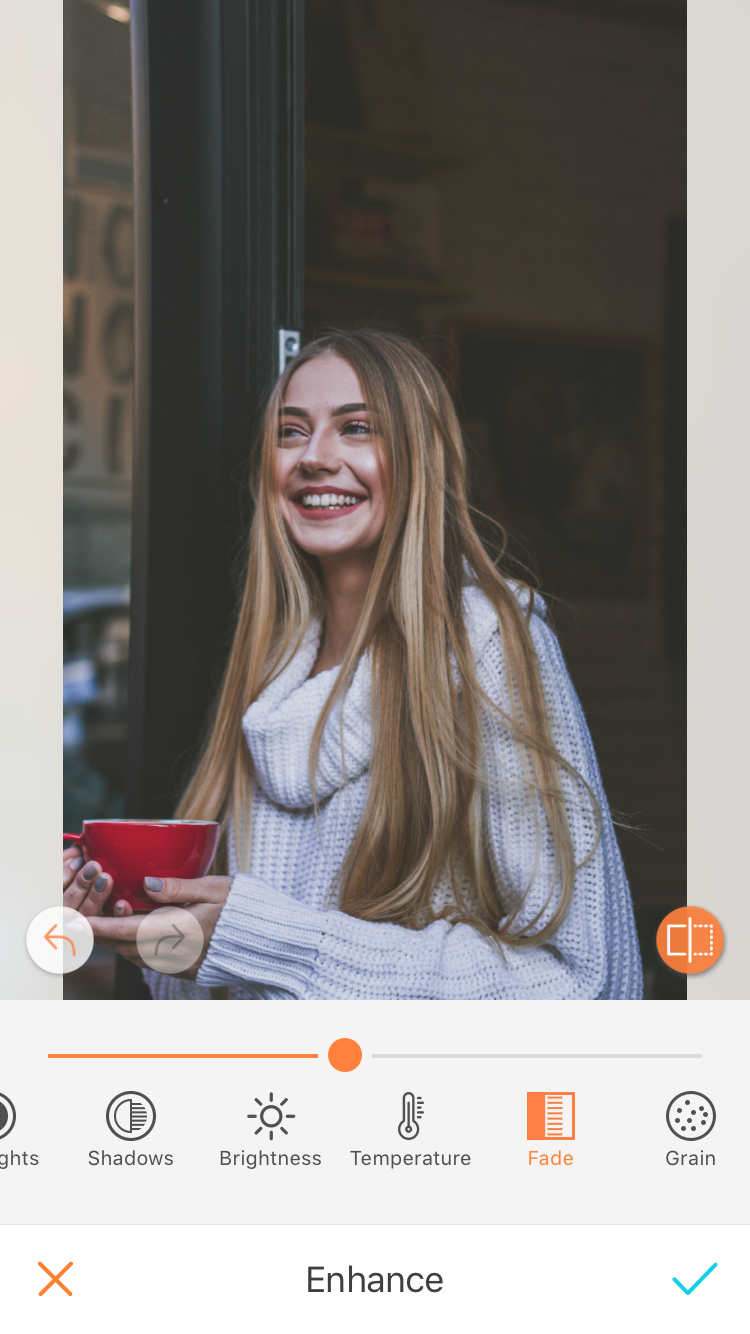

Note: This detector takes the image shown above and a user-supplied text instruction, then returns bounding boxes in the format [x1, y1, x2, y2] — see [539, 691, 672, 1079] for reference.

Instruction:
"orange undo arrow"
[44, 924, 76, 956]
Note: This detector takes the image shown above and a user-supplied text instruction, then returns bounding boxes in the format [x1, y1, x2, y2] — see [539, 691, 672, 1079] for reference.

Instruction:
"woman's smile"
[292, 484, 367, 519]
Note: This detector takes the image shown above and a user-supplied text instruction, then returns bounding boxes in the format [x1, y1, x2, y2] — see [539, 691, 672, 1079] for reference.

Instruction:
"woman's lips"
[291, 498, 365, 520]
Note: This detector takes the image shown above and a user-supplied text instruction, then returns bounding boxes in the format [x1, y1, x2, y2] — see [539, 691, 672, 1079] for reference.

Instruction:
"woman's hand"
[64, 855, 113, 913]
[63, 843, 85, 890]
[62, 860, 232, 980]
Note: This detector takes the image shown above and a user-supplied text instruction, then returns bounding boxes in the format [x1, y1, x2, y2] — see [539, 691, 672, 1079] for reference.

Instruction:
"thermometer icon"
[398, 1092, 424, 1140]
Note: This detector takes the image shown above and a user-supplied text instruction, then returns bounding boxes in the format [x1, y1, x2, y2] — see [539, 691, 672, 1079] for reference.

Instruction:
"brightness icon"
[247, 1094, 295, 1140]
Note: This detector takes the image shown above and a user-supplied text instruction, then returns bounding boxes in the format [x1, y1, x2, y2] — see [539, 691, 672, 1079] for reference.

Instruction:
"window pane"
[63, 0, 133, 998]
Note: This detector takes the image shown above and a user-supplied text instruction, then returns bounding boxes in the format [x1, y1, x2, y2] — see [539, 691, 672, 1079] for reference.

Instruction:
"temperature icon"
[398, 1092, 424, 1140]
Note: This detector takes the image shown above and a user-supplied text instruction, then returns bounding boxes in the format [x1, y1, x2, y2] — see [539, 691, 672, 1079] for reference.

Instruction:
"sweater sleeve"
[196, 610, 642, 1000]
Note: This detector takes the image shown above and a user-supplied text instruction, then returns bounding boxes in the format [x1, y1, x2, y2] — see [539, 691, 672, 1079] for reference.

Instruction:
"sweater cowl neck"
[242, 620, 371, 811]
[241, 582, 535, 812]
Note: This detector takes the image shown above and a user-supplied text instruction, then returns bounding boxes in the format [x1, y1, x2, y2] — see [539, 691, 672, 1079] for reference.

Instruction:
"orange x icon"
[38, 1261, 73, 1296]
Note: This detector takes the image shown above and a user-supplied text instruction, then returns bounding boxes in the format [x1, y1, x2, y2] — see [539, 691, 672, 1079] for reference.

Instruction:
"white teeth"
[300, 493, 361, 508]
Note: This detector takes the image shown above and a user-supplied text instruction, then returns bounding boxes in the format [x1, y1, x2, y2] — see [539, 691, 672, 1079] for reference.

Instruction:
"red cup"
[63, 819, 220, 914]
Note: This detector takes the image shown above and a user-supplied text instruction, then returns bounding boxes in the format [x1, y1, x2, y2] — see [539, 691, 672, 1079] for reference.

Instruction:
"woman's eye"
[341, 420, 371, 436]
[279, 424, 306, 441]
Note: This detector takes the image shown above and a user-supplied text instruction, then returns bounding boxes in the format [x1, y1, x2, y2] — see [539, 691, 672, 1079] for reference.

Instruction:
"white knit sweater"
[146, 583, 642, 1001]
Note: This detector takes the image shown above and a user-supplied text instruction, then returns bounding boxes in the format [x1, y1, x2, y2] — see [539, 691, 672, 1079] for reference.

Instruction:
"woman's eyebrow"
[331, 402, 368, 416]
[280, 402, 370, 419]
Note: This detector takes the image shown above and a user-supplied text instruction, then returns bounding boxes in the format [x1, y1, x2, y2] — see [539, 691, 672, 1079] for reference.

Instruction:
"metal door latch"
[278, 329, 301, 376]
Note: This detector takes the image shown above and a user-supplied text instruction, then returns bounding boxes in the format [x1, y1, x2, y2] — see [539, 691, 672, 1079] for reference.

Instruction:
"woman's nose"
[298, 427, 341, 473]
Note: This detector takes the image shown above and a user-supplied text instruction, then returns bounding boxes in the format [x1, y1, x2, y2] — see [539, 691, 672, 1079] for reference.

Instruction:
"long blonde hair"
[178, 329, 598, 946]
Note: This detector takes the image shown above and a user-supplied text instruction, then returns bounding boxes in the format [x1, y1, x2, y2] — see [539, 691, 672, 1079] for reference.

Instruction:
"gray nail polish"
[115, 903, 125, 915]
[82, 863, 98, 881]
[70, 856, 84, 872]
[144, 877, 164, 893]
[95, 874, 108, 892]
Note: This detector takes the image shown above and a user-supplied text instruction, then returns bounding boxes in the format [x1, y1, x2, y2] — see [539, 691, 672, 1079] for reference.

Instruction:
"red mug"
[63, 819, 220, 914]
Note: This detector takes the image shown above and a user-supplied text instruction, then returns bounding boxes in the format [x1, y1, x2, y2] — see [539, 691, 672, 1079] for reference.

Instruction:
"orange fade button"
[656, 906, 724, 975]
[527, 1092, 575, 1141]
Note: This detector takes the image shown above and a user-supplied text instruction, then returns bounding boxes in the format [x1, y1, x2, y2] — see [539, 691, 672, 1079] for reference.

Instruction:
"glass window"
[63, 0, 133, 997]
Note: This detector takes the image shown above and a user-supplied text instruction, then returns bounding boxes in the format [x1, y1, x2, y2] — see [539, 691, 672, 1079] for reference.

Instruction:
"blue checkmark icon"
[672, 1262, 717, 1295]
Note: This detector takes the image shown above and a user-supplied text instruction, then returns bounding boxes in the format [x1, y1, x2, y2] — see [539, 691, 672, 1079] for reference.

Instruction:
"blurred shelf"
[305, 267, 472, 302]
[306, 123, 470, 185]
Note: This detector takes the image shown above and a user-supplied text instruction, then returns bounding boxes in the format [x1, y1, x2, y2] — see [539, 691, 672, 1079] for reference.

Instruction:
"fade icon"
[527, 1092, 575, 1141]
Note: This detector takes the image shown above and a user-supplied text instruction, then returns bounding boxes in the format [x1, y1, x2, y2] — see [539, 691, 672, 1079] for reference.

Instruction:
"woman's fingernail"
[94, 875, 108, 892]
[144, 877, 164, 893]
[82, 863, 98, 882]
[115, 902, 125, 915]
[70, 857, 84, 872]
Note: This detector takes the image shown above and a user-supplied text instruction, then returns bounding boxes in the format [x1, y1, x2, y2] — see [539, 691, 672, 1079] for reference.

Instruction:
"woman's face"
[276, 354, 388, 564]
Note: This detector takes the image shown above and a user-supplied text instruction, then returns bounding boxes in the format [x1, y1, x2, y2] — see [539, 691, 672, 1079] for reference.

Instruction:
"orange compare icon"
[527, 1092, 575, 1141]
[656, 906, 724, 975]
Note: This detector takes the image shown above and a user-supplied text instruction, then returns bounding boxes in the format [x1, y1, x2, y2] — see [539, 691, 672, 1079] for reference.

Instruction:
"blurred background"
[64, 0, 685, 998]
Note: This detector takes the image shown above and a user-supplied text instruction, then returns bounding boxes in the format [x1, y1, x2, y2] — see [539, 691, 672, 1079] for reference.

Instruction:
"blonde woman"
[63, 329, 642, 999]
